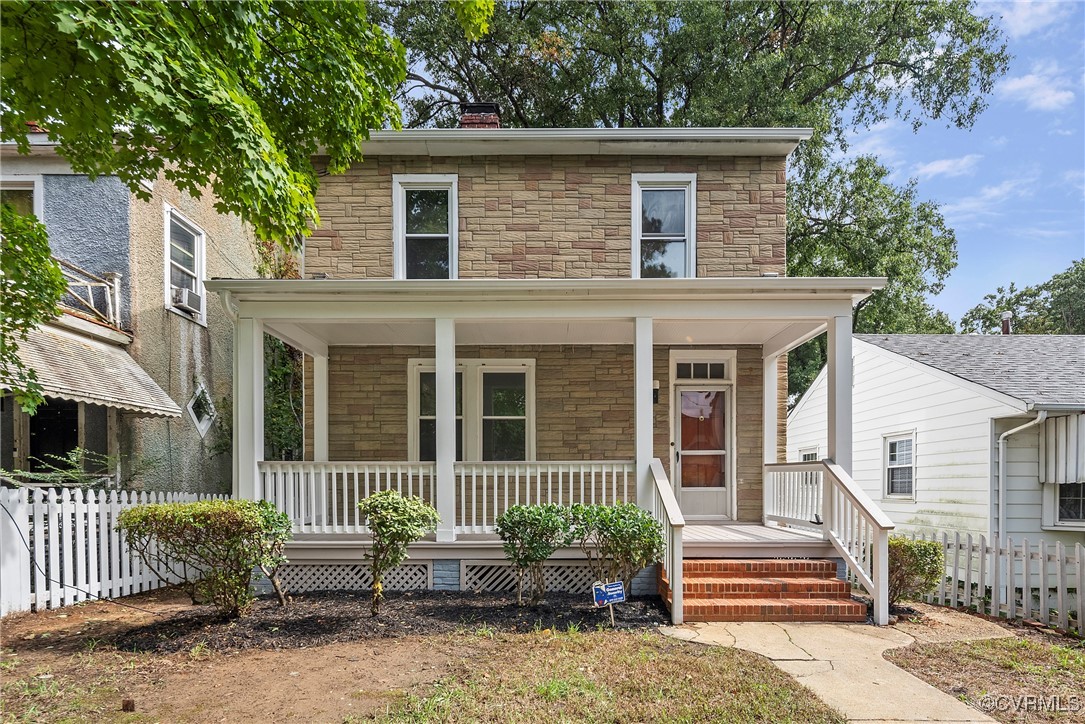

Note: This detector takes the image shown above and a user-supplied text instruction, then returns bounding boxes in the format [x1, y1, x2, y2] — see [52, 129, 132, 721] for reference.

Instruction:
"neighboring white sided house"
[788, 334, 1085, 547]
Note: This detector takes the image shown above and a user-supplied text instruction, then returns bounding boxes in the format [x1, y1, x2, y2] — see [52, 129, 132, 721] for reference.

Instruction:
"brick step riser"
[683, 564, 838, 577]
[682, 588, 851, 600]
[681, 599, 867, 623]
[684, 612, 867, 623]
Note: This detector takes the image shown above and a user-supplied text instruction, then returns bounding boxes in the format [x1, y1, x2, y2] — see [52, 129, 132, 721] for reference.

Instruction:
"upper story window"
[1, 176, 43, 218]
[165, 205, 206, 323]
[393, 174, 458, 280]
[632, 173, 696, 279]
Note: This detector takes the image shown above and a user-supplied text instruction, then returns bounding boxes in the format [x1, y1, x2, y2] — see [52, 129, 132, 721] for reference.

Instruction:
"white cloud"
[941, 175, 1038, 225]
[912, 154, 984, 180]
[992, 1, 1075, 38]
[997, 60, 1076, 111]
[988, 135, 1009, 147]
[1048, 128, 1074, 136]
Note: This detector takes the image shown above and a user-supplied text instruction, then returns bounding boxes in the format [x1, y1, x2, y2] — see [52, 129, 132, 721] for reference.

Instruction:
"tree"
[1, 0, 493, 409]
[384, 0, 1008, 396]
[960, 259, 1085, 335]
[0, 204, 66, 413]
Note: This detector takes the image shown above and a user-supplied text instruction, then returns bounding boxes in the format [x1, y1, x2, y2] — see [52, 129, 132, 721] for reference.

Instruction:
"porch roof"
[206, 277, 884, 353]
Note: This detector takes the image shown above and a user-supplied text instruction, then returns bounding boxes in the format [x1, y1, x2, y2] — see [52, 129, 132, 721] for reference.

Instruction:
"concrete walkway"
[662, 620, 1006, 723]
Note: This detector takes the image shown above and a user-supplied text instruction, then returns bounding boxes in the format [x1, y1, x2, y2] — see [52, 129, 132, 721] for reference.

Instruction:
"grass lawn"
[887, 632, 1085, 723]
[377, 628, 844, 723]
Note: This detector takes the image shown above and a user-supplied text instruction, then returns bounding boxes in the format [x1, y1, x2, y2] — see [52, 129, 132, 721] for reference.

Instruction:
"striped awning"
[9, 325, 182, 417]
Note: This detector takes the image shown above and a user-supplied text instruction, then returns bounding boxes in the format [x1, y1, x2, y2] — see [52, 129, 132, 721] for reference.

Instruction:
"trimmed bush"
[358, 490, 440, 615]
[571, 503, 665, 591]
[887, 536, 944, 605]
[496, 504, 573, 605]
[117, 499, 292, 617]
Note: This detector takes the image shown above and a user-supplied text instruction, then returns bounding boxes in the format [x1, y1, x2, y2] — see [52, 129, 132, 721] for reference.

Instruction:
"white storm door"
[675, 386, 730, 520]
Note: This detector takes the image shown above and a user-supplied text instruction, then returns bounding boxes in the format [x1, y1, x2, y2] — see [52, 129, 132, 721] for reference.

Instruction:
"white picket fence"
[909, 532, 1084, 636]
[0, 487, 226, 616]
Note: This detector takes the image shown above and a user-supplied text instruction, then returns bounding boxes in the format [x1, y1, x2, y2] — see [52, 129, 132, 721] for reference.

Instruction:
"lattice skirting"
[278, 563, 430, 593]
[462, 561, 597, 593]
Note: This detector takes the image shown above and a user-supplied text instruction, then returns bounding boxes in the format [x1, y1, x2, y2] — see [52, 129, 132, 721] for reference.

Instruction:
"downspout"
[996, 411, 1047, 543]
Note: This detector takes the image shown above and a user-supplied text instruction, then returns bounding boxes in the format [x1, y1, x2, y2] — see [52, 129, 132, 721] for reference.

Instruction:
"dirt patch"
[1, 588, 670, 723]
[893, 601, 1015, 644]
[109, 588, 668, 653]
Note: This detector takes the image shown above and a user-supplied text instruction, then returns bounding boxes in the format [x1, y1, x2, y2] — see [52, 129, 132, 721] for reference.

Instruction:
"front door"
[675, 387, 729, 520]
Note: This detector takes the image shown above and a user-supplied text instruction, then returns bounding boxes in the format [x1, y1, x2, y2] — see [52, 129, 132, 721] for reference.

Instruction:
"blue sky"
[844, 0, 1084, 325]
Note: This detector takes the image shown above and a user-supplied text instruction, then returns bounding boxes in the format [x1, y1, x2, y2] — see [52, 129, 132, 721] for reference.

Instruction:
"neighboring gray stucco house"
[1, 132, 258, 493]
[788, 334, 1085, 546]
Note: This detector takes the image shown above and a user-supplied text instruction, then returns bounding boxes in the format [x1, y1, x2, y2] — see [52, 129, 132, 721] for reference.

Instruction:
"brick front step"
[682, 559, 838, 577]
[681, 576, 851, 599]
[681, 597, 868, 623]
[659, 558, 866, 623]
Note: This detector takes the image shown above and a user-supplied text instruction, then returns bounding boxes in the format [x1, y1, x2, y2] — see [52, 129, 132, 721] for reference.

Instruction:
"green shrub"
[887, 536, 944, 605]
[570, 503, 665, 591]
[358, 490, 440, 616]
[495, 504, 573, 606]
[117, 499, 292, 617]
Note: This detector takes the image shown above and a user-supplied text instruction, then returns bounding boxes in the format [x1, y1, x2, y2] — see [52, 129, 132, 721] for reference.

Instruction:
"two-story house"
[1, 130, 257, 494]
[207, 107, 894, 624]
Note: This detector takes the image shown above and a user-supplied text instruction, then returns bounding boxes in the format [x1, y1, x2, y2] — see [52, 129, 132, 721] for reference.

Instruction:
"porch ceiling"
[264, 317, 822, 348]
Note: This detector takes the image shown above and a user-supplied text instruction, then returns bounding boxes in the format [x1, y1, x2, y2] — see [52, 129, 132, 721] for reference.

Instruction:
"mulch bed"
[114, 589, 669, 653]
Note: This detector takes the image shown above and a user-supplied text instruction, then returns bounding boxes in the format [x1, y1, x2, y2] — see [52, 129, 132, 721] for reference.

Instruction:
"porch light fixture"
[653, 379, 660, 404]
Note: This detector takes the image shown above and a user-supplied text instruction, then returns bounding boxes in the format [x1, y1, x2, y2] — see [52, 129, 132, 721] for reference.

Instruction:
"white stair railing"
[765, 460, 896, 624]
[650, 458, 685, 625]
[453, 461, 634, 534]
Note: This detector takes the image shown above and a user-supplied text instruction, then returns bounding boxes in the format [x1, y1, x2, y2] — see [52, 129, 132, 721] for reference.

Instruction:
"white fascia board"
[855, 338, 1029, 413]
[762, 322, 828, 359]
[328, 127, 814, 158]
[206, 276, 885, 304]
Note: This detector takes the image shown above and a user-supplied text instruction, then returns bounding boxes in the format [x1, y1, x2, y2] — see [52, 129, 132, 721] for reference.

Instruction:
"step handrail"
[650, 458, 684, 624]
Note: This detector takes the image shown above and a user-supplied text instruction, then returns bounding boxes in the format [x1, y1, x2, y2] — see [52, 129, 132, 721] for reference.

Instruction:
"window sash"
[632, 175, 696, 279]
[885, 435, 914, 496]
[394, 175, 457, 280]
[1058, 482, 1085, 522]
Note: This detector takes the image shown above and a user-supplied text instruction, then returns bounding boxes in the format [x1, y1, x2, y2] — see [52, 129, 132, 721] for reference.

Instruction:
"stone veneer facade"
[300, 150, 791, 522]
[304, 155, 786, 279]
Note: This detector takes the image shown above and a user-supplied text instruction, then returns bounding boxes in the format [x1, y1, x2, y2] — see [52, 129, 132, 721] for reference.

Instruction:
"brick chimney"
[1001, 310, 1013, 335]
[459, 102, 501, 129]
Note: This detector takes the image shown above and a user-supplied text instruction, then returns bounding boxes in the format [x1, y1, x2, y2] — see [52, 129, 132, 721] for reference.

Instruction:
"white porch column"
[762, 353, 779, 525]
[826, 315, 853, 474]
[435, 318, 457, 542]
[634, 317, 655, 509]
[312, 354, 329, 462]
[235, 317, 265, 500]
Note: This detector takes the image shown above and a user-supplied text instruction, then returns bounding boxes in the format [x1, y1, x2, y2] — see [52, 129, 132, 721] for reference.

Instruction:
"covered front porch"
[208, 277, 894, 623]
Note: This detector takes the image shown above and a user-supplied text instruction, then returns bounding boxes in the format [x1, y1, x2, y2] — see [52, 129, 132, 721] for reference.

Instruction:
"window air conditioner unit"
[173, 287, 203, 315]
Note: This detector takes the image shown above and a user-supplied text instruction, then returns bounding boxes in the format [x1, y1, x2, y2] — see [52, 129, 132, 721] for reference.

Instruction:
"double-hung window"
[393, 175, 457, 279]
[1, 176, 43, 218]
[165, 206, 206, 322]
[884, 433, 915, 497]
[409, 359, 534, 462]
[632, 173, 696, 278]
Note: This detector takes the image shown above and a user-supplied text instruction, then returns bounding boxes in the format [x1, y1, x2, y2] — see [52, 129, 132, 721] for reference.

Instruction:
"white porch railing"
[258, 461, 435, 534]
[650, 458, 685, 625]
[454, 461, 635, 534]
[765, 460, 896, 625]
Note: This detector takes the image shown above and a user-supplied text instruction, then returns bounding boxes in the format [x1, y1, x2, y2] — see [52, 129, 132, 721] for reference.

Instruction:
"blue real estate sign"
[592, 580, 625, 607]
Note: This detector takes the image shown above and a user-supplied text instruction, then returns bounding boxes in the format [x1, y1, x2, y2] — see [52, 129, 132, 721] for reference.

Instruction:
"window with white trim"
[1, 184, 35, 216]
[409, 359, 534, 461]
[884, 433, 915, 497]
[393, 175, 457, 280]
[166, 207, 206, 321]
[799, 447, 819, 463]
[632, 173, 696, 278]
[1057, 483, 1085, 523]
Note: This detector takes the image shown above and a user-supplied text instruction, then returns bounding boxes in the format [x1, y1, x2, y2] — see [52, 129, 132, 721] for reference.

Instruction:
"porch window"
[884, 433, 915, 497]
[417, 372, 463, 461]
[409, 359, 534, 462]
[166, 207, 206, 322]
[632, 173, 696, 279]
[393, 175, 458, 280]
[799, 447, 819, 462]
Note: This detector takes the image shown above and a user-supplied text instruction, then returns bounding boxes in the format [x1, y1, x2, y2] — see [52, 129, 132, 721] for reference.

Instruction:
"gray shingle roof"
[856, 334, 1085, 409]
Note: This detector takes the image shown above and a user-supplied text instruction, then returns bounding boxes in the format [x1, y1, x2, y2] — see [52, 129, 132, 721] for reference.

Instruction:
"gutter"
[996, 412, 1048, 543]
